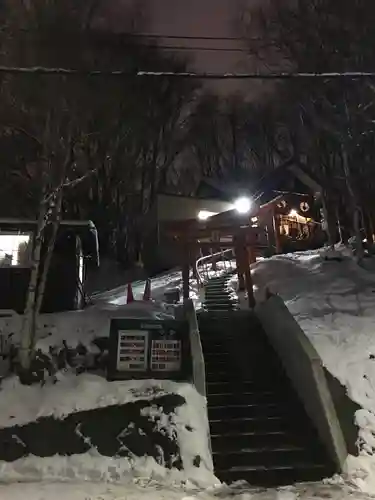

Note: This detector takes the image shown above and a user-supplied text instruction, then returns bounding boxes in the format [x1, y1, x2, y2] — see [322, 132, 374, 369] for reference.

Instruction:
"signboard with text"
[117, 331, 148, 371]
[107, 318, 191, 381]
[151, 339, 181, 372]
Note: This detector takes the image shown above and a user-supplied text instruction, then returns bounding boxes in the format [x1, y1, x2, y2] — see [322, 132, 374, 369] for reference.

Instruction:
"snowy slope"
[0, 270, 205, 357]
[249, 248, 375, 493]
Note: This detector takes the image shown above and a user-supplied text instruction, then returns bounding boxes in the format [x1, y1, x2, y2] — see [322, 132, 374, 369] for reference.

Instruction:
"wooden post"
[248, 246, 257, 265]
[247, 228, 257, 265]
[233, 234, 245, 291]
[192, 241, 199, 280]
[273, 210, 282, 254]
[235, 231, 255, 308]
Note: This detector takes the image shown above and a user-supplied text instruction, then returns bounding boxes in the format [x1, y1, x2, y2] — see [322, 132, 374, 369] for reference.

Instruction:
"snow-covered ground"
[0, 377, 215, 485]
[0, 269, 206, 360]
[4, 250, 375, 498]
[0, 478, 373, 500]
[248, 247, 375, 494]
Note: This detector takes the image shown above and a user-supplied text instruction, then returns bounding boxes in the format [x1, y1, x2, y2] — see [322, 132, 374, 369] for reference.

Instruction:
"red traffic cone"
[126, 283, 134, 304]
[143, 278, 151, 301]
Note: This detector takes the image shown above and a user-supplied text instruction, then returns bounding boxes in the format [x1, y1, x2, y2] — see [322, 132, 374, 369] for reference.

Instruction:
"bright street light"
[233, 196, 252, 214]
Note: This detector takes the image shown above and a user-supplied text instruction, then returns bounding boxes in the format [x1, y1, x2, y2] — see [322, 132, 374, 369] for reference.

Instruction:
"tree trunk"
[34, 190, 63, 317]
[362, 209, 374, 247]
[335, 205, 344, 243]
[321, 194, 335, 250]
[19, 203, 47, 370]
[341, 145, 364, 263]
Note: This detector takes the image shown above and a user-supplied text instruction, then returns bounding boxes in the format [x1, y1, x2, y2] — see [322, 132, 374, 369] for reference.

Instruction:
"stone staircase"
[198, 275, 335, 486]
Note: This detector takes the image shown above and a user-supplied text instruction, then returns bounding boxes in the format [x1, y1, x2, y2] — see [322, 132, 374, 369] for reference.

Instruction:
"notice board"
[107, 318, 192, 381]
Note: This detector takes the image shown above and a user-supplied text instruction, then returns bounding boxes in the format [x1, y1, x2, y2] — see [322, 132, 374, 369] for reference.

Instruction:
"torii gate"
[164, 195, 284, 309]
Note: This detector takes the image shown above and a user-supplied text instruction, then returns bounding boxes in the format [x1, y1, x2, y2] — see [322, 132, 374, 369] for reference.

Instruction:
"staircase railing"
[194, 248, 236, 287]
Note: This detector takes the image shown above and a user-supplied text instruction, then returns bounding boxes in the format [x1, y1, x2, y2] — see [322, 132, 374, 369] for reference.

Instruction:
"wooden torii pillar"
[233, 229, 255, 308]
[273, 208, 283, 254]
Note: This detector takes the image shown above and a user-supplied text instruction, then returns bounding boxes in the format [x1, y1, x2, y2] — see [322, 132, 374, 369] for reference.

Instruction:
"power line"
[131, 33, 253, 42]
[0, 28, 255, 52]
[139, 44, 250, 53]
[0, 67, 375, 79]
[0, 27, 258, 42]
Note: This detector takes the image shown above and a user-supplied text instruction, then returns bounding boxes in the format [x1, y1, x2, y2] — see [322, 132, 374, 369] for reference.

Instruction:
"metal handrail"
[195, 248, 236, 286]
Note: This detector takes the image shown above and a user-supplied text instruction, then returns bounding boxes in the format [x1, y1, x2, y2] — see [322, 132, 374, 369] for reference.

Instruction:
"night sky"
[104, 0, 252, 73]
[99, 0, 267, 96]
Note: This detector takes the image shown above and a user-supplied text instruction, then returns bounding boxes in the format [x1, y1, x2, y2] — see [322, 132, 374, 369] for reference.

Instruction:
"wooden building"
[144, 160, 327, 271]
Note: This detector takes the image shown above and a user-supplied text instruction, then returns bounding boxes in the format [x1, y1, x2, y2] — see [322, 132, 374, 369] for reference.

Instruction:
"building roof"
[197, 158, 322, 205]
[0, 219, 99, 266]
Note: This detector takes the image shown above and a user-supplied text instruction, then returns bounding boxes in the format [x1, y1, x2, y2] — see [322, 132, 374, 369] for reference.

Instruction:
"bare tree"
[242, 0, 375, 256]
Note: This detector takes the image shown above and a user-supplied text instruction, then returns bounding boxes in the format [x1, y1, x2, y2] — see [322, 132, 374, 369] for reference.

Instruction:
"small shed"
[0, 219, 99, 313]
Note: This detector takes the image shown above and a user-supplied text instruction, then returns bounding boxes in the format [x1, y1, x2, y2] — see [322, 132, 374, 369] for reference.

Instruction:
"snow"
[0, 270, 205, 356]
[2, 251, 375, 498]
[248, 247, 375, 494]
[0, 480, 373, 500]
[0, 376, 216, 488]
[92, 271, 184, 306]
[0, 375, 205, 431]
[0, 257, 232, 356]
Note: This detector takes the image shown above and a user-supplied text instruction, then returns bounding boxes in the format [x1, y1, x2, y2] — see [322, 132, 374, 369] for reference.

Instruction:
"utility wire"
[133, 44, 250, 52]
[131, 33, 251, 41]
[0, 67, 374, 79]
[0, 28, 255, 52]
[0, 27, 259, 42]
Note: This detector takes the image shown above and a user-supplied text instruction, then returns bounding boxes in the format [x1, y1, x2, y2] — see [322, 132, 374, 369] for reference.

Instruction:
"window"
[0, 232, 32, 267]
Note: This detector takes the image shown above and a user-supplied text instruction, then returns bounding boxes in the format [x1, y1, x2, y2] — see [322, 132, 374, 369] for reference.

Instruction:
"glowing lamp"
[197, 210, 217, 221]
[233, 196, 252, 215]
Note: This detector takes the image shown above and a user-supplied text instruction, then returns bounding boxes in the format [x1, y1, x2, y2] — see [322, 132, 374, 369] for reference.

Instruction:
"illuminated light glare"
[289, 209, 298, 217]
[0, 234, 30, 266]
[197, 210, 218, 221]
[233, 196, 252, 214]
[251, 216, 258, 222]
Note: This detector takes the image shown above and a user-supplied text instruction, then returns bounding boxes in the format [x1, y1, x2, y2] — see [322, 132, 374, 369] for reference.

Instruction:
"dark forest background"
[1, 0, 375, 268]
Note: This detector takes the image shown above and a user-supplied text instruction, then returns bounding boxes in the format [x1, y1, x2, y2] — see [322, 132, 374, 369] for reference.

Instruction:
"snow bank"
[250, 248, 375, 493]
[0, 452, 215, 489]
[0, 375, 198, 430]
[0, 479, 373, 500]
[0, 376, 216, 488]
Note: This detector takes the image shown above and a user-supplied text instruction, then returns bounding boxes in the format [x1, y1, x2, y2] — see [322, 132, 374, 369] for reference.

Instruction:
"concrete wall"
[256, 295, 347, 471]
[157, 194, 233, 222]
[179, 299, 212, 457]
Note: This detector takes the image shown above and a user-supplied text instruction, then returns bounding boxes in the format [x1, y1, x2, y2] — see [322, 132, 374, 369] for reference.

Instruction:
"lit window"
[0, 233, 32, 267]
